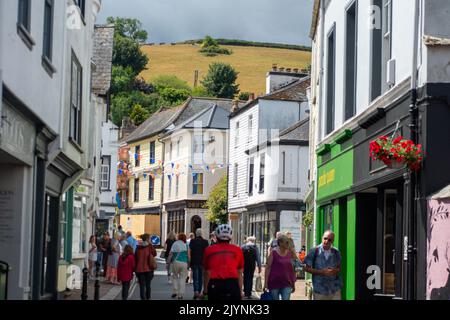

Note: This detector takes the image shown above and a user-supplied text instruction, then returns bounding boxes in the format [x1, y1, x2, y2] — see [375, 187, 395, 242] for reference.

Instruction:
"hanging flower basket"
[370, 135, 424, 171]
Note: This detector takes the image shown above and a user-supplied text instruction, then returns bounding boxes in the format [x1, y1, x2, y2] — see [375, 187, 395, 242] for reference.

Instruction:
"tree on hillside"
[107, 17, 148, 44]
[199, 35, 232, 57]
[201, 62, 240, 99]
[151, 75, 191, 92]
[205, 176, 228, 225]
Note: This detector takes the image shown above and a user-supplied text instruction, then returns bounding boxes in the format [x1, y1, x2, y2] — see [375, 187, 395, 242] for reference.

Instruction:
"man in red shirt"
[202, 224, 244, 300]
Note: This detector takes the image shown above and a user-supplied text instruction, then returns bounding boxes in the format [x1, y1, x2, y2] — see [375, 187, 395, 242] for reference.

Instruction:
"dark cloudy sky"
[98, 0, 314, 46]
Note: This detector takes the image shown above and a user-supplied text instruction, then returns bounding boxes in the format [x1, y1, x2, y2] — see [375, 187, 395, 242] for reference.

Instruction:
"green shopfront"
[316, 130, 356, 300]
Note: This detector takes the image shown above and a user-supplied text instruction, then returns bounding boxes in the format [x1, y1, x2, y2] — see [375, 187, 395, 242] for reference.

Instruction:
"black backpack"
[243, 245, 257, 267]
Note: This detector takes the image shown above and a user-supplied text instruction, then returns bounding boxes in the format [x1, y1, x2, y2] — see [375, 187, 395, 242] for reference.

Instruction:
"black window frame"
[148, 175, 155, 201]
[326, 24, 336, 135]
[344, 0, 358, 121]
[69, 51, 83, 146]
[100, 155, 111, 191]
[17, 0, 35, 50]
[42, 0, 54, 60]
[248, 158, 254, 195]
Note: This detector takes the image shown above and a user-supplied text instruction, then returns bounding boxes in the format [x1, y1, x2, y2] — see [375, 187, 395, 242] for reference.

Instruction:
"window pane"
[43, 0, 53, 59]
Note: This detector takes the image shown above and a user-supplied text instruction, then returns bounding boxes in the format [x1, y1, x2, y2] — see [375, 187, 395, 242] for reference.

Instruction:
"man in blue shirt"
[126, 231, 137, 253]
[304, 230, 342, 300]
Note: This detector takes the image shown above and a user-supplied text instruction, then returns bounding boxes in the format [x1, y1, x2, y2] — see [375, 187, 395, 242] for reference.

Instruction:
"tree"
[151, 74, 191, 92]
[201, 35, 218, 48]
[199, 35, 232, 57]
[111, 66, 135, 95]
[201, 62, 240, 98]
[238, 92, 251, 101]
[107, 17, 148, 44]
[159, 88, 191, 105]
[112, 36, 149, 76]
[205, 176, 228, 225]
[130, 104, 150, 126]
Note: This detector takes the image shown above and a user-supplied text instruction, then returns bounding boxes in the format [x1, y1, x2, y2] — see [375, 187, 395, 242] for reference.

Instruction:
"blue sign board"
[151, 235, 160, 246]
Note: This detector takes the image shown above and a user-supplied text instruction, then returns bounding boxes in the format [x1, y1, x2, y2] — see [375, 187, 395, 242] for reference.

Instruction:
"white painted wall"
[320, 0, 418, 140]
[248, 144, 309, 206]
[228, 106, 259, 212]
[266, 73, 305, 93]
[0, 0, 65, 133]
[100, 117, 119, 208]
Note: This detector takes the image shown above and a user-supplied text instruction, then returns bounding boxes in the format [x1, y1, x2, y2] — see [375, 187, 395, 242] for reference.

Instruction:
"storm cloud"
[97, 0, 314, 46]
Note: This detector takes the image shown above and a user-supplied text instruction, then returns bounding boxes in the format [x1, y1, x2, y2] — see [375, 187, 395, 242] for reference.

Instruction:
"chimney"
[272, 64, 278, 72]
[293, 68, 299, 73]
[279, 67, 285, 72]
[248, 93, 255, 101]
[231, 99, 239, 113]
[286, 68, 292, 73]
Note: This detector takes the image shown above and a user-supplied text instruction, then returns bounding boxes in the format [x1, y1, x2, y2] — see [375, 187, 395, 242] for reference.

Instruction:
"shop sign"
[0, 102, 35, 166]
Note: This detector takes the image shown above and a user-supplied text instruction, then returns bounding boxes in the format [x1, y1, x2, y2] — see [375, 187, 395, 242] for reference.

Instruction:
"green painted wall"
[317, 145, 353, 202]
[345, 195, 356, 300]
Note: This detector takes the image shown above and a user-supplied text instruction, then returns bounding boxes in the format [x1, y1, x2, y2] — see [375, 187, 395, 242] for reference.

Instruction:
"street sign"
[151, 235, 160, 246]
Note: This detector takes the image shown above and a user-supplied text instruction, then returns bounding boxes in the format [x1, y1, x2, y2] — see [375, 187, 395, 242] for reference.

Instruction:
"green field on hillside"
[140, 44, 311, 96]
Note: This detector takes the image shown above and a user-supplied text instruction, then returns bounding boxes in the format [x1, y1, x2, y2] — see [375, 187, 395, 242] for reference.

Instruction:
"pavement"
[61, 249, 309, 301]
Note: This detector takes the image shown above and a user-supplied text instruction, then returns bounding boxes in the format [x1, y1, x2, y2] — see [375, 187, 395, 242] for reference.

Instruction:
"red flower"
[393, 136, 403, 144]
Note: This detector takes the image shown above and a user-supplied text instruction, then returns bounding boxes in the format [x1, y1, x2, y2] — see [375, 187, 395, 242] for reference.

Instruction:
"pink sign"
[427, 198, 450, 300]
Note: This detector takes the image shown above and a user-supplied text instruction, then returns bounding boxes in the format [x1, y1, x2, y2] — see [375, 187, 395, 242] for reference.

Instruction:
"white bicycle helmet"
[215, 224, 233, 241]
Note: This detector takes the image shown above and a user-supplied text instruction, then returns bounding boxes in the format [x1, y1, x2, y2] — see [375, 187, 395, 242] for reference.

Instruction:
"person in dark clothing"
[241, 236, 262, 299]
[100, 232, 112, 277]
[189, 228, 209, 299]
[134, 234, 157, 300]
[164, 231, 176, 283]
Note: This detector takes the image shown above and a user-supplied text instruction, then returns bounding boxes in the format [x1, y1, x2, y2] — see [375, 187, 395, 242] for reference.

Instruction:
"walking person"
[264, 234, 296, 300]
[100, 232, 112, 277]
[164, 231, 176, 283]
[117, 245, 135, 300]
[126, 231, 137, 253]
[303, 230, 342, 300]
[88, 235, 97, 279]
[189, 229, 209, 299]
[186, 233, 195, 284]
[202, 225, 244, 301]
[134, 233, 157, 300]
[241, 236, 262, 299]
[168, 233, 190, 299]
[267, 231, 282, 257]
[106, 235, 120, 284]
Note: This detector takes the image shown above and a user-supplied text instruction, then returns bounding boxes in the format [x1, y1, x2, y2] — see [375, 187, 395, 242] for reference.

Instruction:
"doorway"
[191, 215, 201, 234]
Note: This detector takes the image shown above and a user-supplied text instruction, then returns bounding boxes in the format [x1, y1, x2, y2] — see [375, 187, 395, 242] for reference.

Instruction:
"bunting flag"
[143, 173, 147, 179]
[189, 164, 193, 170]
[167, 174, 172, 180]
[118, 169, 123, 175]
[171, 163, 175, 169]
[176, 164, 180, 169]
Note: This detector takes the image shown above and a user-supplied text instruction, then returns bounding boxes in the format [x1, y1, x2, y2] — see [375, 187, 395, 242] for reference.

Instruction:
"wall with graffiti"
[427, 198, 450, 300]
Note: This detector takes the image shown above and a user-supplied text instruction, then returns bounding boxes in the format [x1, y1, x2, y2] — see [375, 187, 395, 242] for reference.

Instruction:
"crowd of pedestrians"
[86, 225, 342, 301]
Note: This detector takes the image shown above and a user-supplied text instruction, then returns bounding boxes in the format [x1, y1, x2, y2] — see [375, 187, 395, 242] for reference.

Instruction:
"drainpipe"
[406, 0, 420, 300]
[313, 0, 326, 246]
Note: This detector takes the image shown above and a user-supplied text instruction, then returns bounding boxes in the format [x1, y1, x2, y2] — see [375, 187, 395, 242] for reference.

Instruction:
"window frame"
[17, 0, 35, 50]
[343, 0, 358, 122]
[134, 178, 140, 202]
[149, 141, 156, 164]
[259, 153, 265, 193]
[248, 158, 254, 195]
[69, 51, 83, 146]
[325, 23, 336, 135]
[233, 163, 238, 197]
[193, 173, 204, 195]
[148, 175, 155, 201]
[235, 121, 240, 147]
[135, 145, 141, 167]
[100, 156, 111, 191]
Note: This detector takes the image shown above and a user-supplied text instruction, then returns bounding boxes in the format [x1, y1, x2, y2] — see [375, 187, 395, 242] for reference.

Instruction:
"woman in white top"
[168, 233, 190, 299]
[88, 235, 97, 277]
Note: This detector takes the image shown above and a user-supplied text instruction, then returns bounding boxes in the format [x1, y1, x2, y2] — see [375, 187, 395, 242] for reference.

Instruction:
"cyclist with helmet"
[201, 224, 244, 300]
